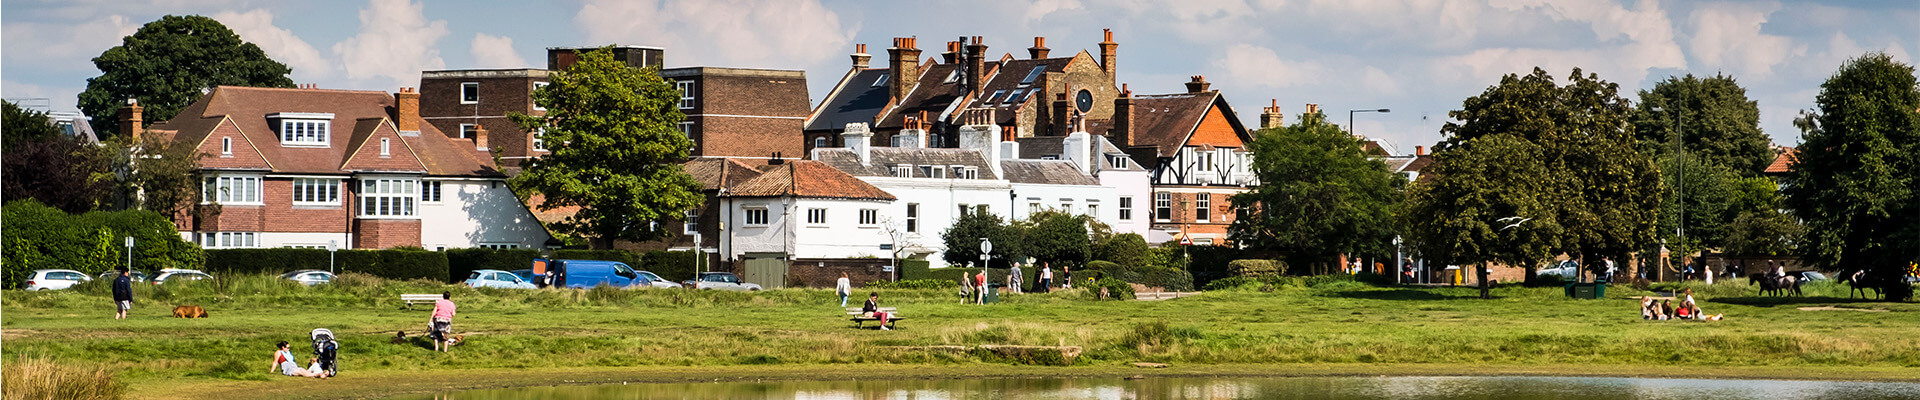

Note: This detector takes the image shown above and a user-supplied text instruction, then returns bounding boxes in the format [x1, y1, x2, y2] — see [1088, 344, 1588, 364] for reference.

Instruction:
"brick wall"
[420, 75, 542, 160]
[263, 178, 350, 233]
[695, 117, 805, 158]
[786, 258, 895, 289]
[353, 219, 422, 249]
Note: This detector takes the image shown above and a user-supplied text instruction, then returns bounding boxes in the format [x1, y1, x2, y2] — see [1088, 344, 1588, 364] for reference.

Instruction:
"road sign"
[880, 243, 893, 250]
[980, 238, 992, 254]
[125, 237, 134, 247]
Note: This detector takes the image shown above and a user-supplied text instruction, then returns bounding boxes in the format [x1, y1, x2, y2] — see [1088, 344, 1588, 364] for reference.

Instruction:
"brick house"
[140, 86, 552, 250]
[418, 69, 548, 167]
[1109, 76, 1258, 246]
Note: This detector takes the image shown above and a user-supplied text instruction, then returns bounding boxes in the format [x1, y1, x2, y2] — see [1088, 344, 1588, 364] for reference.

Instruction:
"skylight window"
[943, 69, 960, 84]
[1019, 66, 1046, 85]
[1004, 89, 1025, 105]
[987, 90, 1007, 103]
[872, 73, 888, 87]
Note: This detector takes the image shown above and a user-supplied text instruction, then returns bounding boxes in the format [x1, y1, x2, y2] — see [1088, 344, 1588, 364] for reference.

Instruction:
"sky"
[4, 0, 1915, 153]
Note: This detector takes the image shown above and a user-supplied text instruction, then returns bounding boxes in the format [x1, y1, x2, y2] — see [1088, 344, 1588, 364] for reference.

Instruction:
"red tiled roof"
[1126, 92, 1251, 157]
[1764, 147, 1796, 175]
[151, 86, 497, 176]
[683, 158, 766, 190]
[726, 160, 894, 201]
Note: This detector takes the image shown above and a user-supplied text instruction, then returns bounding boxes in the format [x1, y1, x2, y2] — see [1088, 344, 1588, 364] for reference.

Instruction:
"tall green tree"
[1632, 74, 1774, 175]
[3, 101, 111, 213]
[1402, 134, 1562, 298]
[1229, 112, 1400, 269]
[940, 211, 1025, 269]
[1437, 68, 1661, 275]
[1016, 210, 1092, 268]
[78, 15, 294, 138]
[1782, 52, 1920, 301]
[104, 133, 207, 219]
[510, 48, 703, 249]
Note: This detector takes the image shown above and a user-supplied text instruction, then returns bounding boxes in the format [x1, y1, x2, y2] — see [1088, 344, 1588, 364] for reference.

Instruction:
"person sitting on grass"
[862, 292, 892, 331]
[1659, 300, 1674, 320]
[269, 341, 325, 378]
[1641, 296, 1655, 320]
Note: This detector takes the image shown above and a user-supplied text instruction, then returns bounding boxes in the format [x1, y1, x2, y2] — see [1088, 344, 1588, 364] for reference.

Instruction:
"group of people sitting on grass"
[1641, 289, 1723, 321]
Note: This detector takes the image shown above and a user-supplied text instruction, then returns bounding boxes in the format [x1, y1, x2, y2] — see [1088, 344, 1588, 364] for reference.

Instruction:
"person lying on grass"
[270, 341, 326, 378]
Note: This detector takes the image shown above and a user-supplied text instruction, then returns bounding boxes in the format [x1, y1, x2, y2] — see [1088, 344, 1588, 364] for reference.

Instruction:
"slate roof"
[1015, 137, 1064, 159]
[1127, 92, 1232, 157]
[805, 69, 893, 132]
[149, 86, 496, 176]
[963, 57, 1074, 125]
[813, 147, 1001, 180]
[725, 160, 895, 201]
[873, 63, 967, 130]
[1000, 160, 1098, 185]
[1379, 156, 1416, 172]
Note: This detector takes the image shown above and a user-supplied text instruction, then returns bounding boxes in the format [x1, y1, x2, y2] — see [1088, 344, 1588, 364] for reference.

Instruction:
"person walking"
[835, 272, 852, 308]
[960, 272, 975, 304]
[974, 270, 988, 304]
[111, 269, 133, 320]
[1007, 264, 1024, 294]
[429, 292, 457, 352]
[1039, 264, 1054, 293]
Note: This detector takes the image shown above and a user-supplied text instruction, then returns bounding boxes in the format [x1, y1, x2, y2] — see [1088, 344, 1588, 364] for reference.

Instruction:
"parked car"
[549, 260, 650, 289]
[1797, 271, 1829, 282]
[25, 269, 92, 291]
[637, 270, 681, 289]
[509, 269, 535, 284]
[1537, 261, 1578, 279]
[280, 270, 335, 285]
[151, 269, 214, 285]
[685, 272, 762, 291]
[97, 270, 149, 283]
[465, 269, 536, 289]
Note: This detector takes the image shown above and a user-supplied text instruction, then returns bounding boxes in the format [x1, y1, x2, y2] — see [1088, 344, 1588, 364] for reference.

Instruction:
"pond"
[391, 375, 1920, 400]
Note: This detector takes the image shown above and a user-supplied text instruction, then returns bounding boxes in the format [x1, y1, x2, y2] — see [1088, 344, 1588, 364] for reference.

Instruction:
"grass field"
[3, 273, 1916, 400]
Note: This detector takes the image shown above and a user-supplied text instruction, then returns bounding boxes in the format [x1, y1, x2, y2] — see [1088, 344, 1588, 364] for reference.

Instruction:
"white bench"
[401, 294, 441, 310]
[846, 307, 904, 329]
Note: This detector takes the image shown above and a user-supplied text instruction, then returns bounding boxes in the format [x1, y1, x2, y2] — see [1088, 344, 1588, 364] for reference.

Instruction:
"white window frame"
[532, 82, 549, 111]
[221, 137, 233, 156]
[1119, 196, 1134, 221]
[858, 209, 879, 227]
[1059, 198, 1073, 214]
[357, 177, 419, 218]
[1108, 155, 1126, 169]
[421, 180, 444, 203]
[1196, 192, 1212, 223]
[479, 243, 520, 250]
[806, 208, 828, 225]
[678, 122, 693, 140]
[379, 138, 391, 157]
[202, 174, 263, 205]
[1154, 192, 1172, 222]
[461, 82, 479, 104]
[743, 207, 769, 226]
[872, 73, 888, 87]
[459, 124, 477, 140]
[891, 164, 913, 178]
[1087, 203, 1099, 217]
[813, 136, 827, 149]
[675, 80, 696, 109]
[532, 129, 547, 152]
[962, 167, 979, 179]
[200, 231, 259, 249]
[291, 178, 340, 206]
[277, 119, 331, 147]
[684, 210, 699, 233]
[905, 203, 919, 233]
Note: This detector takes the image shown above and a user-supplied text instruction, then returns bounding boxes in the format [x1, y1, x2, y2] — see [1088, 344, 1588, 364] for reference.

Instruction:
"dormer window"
[268, 112, 334, 147]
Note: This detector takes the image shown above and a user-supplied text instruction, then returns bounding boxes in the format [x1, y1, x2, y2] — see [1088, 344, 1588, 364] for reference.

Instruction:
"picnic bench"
[846, 307, 904, 329]
[400, 293, 441, 310]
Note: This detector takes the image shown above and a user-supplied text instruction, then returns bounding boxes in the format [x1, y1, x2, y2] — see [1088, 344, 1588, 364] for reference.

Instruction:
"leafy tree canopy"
[3, 101, 111, 213]
[940, 211, 1026, 268]
[1782, 52, 1919, 300]
[1229, 111, 1400, 264]
[1015, 210, 1092, 268]
[510, 47, 703, 248]
[78, 15, 294, 138]
[1403, 134, 1563, 274]
[1631, 74, 1774, 176]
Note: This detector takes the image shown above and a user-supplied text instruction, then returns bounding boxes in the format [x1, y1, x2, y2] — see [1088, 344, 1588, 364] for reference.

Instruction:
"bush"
[865, 279, 958, 290]
[897, 259, 932, 280]
[3, 200, 203, 288]
[1228, 259, 1284, 277]
[1092, 233, 1151, 269]
[1149, 267, 1195, 291]
[1089, 277, 1135, 300]
[1202, 276, 1257, 291]
[205, 248, 448, 281]
[634, 250, 695, 282]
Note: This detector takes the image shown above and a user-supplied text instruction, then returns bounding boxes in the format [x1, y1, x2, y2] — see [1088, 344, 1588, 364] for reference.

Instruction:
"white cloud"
[1025, 0, 1083, 22]
[1215, 43, 1328, 89]
[1360, 66, 1403, 96]
[0, 14, 139, 71]
[575, 0, 854, 69]
[1687, 2, 1802, 78]
[332, 0, 449, 89]
[214, 9, 333, 81]
[470, 33, 532, 69]
[1437, 0, 1685, 86]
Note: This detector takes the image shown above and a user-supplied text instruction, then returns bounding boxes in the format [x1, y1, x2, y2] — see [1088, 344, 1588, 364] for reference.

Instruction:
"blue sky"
[4, 0, 1915, 153]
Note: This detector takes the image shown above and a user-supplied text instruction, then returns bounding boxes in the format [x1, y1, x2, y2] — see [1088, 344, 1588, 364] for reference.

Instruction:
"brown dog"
[172, 305, 208, 318]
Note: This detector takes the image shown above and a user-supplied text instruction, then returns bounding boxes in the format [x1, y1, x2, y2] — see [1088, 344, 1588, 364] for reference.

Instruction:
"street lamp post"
[1651, 106, 1686, 261]
[1349, 108, 1391, 136]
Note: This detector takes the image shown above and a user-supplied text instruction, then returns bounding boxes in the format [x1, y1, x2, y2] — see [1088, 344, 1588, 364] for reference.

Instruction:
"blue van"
[540, 259, 651, 289]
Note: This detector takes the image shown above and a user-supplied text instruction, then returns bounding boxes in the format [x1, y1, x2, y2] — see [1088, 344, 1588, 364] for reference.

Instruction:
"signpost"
[124, 237, 134, 272]
[979, 238, 993, 276]
[327, 240, 339, 275]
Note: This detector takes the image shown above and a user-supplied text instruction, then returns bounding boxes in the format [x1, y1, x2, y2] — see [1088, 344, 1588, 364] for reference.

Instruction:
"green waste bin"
[982, 284, 1001, 304]
[1565, 282, 1607, 299]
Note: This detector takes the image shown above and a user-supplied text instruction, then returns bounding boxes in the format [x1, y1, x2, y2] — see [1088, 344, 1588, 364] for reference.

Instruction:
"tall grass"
[2, 357, 125, 400]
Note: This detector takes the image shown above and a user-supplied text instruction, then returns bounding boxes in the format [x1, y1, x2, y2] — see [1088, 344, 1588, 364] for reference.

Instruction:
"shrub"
[897, 259, 932, 280]
[1092, 233, 1151, 269]
[1081, 260, 1122, 281]
[2, 356, 126, 399]
[205, 248, 448, 281]
[2, 200, 203, 289]
[635, 250, 695, 282]
[1203, 276, 1257, 291]
[1228, 259, 1284, 277]
[1089, 277, 1135, 300]
[1148, 267, 1195, 291]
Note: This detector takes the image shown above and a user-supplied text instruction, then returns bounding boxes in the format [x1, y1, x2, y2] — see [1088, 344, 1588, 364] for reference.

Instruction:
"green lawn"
[3, 274, 1916, 399]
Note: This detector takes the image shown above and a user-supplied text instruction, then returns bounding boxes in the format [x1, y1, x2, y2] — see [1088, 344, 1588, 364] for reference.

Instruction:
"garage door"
[743, 256, 787, 289]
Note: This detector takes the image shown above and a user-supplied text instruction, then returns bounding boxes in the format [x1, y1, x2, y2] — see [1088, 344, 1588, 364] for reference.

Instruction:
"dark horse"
[1840, 269, 1882, 300]
[1748, 273, 1802, 297]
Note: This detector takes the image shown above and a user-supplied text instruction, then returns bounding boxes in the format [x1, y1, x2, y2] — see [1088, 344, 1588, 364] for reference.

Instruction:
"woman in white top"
[269, 341, 325, 378]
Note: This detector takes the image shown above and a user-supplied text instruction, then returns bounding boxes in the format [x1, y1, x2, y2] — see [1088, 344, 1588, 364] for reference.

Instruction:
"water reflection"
[397, 376, 1920, 400]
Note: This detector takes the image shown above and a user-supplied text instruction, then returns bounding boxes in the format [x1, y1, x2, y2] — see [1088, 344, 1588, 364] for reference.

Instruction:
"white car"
[637, 271, 681, 289]
[1538, 261, 1579, 279]
[152, 268, 215, 285]
[280, 270, 335, 286]
[685, 272, 762, 291]
[25, 269, 92, 291]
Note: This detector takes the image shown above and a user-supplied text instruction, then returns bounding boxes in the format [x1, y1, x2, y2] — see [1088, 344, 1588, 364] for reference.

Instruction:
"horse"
[1841, 269, 1883, 300]
[1748, 273, 1802, 297]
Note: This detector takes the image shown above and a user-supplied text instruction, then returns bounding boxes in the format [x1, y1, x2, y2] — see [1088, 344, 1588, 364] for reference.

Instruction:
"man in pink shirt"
[430, 291, 456, 352]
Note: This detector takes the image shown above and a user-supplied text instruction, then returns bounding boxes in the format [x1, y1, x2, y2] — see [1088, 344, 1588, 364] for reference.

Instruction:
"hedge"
[1228, 259, 1285, 277]
[923, 265, 1040, 290]
[898, 259, 932, 280]
[446, 248, 542, 282]
[3, 200, 204, 289]
[204, 248, 447, 282]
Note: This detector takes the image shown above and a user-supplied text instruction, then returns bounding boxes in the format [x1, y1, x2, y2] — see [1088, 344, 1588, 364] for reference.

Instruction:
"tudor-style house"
[1110, 76, 1258, 245]
[138, 86, 552, 250]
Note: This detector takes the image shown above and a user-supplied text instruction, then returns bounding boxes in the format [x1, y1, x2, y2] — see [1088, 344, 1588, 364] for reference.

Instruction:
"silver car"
[280, 270, 335, 285]
[464, 269, 535, 289]
[637, 271, 681, 289]
[151, 269, 214, 285]
[25, 269, 92, 291]
[685, 272, 762, 291]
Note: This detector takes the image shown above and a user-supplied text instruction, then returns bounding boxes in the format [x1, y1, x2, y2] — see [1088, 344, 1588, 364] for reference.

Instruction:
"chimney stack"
[474, 124, 489, 151]
[850, 44, 871, 70]
[1185, 75, 1211, 93]
[1114, 84, 1135, 148]
[842, 123, 873, 166]
[1305, 103, 1321, 117]
[1098, 29, 1118, 82]
[887, 38, 922, 103]
[965, 36, 988, 96]
[1259, 99, 1285, 129]
[395, 87, 421, 132]
[941, 41, 960, 64]
[1028, 37, 1050, 59]
[117, 98, 143, 140]
[1416, 145, 1426, 156]
[1052, 92, 1071, 137]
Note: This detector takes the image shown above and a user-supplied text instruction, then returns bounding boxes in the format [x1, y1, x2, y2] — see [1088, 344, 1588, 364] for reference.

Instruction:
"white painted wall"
[1011, 182, 1117, 227]
[725, 197, 792, 257]
[261, 232, 352, 249]
[417, 179, 552, 250]
[1155, 147, 1258, 187]
[858, 177, 1012, 269]
[791, 198, 895, 259]
[1098, 169, 1153, 238]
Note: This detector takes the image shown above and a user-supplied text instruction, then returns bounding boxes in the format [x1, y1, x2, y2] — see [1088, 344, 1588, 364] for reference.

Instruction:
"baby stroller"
[310, 328, 339, 377]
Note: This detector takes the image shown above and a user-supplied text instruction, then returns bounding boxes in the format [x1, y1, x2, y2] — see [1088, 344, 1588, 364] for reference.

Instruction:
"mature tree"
[1632, 74, 1774, 175]
[1653, 155, 1736, 255]
[103, 133, 207, 218]
[1403, 134, 1562, 298]
[2, 101, 110, 213]
[1438, 68, 1662, 274]
[1093, 233, 1152, 269]
[1229, 112, 1401, 270]
[1782, 52, 1920, 301]
[940, 211, 1025, 269]
[78, 15, 294, 138]
[510, 48, 703, 249]
[1017, 210, 1092, 268]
